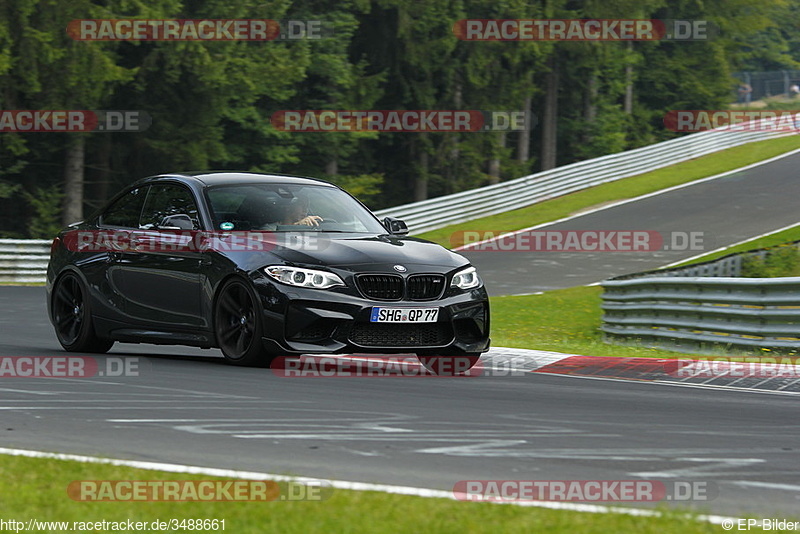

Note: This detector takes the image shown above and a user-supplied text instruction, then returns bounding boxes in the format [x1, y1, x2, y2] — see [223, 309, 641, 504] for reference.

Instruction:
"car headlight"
[451, 266, 482, 290]
[264, 266, 345, 289]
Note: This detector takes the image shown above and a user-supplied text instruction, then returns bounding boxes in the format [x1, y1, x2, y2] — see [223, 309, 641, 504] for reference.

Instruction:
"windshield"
[205, 183, 387, 234]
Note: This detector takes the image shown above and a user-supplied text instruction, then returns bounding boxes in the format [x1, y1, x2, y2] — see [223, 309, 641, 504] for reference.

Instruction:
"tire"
[417, 353, 481, 376]
[51, 272, 114, 353]
[214, 278, 272, 366]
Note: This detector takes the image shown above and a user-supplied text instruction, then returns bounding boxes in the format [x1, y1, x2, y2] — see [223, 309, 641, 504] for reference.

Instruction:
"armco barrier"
[0, 239, 50, 283]
[375, 126, 795, 235]
[601, 243, 800, 352]
[2, 124, 797, 284]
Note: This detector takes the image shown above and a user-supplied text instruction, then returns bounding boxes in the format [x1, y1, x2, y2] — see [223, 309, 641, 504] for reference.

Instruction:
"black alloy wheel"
[215, 278, 271, 366]
[52, 272, 114, 353]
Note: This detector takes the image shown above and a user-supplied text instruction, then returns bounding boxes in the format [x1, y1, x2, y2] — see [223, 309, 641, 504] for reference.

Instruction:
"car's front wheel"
[51, 272, 114, 353]
[214, 278, 272, 366]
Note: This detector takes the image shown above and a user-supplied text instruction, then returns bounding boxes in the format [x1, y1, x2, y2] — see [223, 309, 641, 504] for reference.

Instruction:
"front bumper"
[251, 272, 490, 356]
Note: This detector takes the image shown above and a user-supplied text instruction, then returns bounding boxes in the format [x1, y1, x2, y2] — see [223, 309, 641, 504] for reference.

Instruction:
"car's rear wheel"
[418, 354, 481, 376]
[52, 272, 114, 353]
[214, 278, 271, 366]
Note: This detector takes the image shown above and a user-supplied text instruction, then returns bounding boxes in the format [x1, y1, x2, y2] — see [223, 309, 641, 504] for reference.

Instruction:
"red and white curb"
[483, 348, 800, 394]
[305, 348, 800, 394]
[0, 348, 787, 524]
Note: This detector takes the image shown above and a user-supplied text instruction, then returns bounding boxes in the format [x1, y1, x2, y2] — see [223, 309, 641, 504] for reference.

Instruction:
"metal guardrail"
[601, 244, 800, 352]
[375, 127, 795, 235]
[2, 125, 795, 284]
[0, 239, 50, 283]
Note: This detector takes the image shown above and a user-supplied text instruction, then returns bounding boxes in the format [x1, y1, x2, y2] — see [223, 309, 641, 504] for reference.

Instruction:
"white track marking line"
[660, 221, 800, 269]
[0, 405, 289, 410]
[0, 388, 58, 395]
[455, 147, 800, 252]
[730, 481, 800, 492]
[278, 351, 800, 396]
[0, 446, 739, 525]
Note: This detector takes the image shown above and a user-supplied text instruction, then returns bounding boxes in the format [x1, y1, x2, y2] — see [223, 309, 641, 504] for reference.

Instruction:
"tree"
[7, 0, 140, 225]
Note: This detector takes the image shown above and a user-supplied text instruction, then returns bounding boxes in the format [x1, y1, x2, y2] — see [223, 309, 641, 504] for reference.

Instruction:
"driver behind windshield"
[281, 196, 323, 227]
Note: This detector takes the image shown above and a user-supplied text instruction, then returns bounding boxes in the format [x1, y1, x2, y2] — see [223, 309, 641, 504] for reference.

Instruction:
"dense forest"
[0, 0, 798, 238]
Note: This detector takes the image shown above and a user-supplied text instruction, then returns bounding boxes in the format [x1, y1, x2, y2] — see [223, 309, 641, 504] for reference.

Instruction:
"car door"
[119, 183, 204, 328]
[92, 185, 149, 321]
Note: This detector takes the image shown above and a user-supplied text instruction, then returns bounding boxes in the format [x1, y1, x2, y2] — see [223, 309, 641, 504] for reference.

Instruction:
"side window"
[100, 187, 147, 228]
[139, 184, 201, 230]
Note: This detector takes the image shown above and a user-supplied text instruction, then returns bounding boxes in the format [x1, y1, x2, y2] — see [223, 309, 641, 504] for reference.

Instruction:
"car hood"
[235, 234, 469, 273]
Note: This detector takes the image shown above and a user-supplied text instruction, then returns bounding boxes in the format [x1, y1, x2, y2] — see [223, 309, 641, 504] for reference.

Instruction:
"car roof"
[141, 171, 338, 188]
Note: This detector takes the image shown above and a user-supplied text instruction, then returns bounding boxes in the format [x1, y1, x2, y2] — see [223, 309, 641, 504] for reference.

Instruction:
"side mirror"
[383, 217, 409, 236]
[159, 214, 196, 230]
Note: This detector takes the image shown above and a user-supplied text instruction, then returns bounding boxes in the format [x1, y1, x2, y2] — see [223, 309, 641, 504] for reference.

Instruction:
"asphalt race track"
[2, 286, 800, 518]
[461, 151, 800, 295]
[4, 153, 800, 520]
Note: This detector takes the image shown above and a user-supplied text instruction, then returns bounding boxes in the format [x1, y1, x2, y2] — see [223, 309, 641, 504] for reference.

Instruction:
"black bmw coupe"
[46, 172, 490, 369]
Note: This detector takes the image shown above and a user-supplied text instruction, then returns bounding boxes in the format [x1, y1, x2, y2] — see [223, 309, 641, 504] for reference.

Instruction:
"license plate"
[370, 307, 439, 323]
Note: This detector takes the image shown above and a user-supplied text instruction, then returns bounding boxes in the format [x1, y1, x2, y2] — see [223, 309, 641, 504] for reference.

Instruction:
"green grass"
[740, 247, 800, 277]
[490, 284, 799, 359]
[5, 140, 799, 531]
[732, 97, 800, 111]
[0, 454, 749, 534]
[438, 133, 800, 358]
[668, 223, 800, 268]
[419, 135, 800, 248]
[490, 286, 694, 359]
[488, 222, 800, 359]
